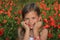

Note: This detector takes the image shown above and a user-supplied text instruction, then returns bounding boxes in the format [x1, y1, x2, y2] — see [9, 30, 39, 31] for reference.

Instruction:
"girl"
[18, 3, 48, 40]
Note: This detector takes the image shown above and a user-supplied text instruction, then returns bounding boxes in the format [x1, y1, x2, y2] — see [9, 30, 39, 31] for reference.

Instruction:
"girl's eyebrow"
[32, 17, 35, 18]
[25, 18, 29, 19]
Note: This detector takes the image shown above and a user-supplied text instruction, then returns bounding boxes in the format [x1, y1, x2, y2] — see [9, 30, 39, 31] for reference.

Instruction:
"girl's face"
[24, 11, 41, 29]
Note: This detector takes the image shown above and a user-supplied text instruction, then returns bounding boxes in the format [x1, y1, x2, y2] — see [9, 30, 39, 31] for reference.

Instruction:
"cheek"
[33, 19, 38, 24]
[24, 20, 29, 24]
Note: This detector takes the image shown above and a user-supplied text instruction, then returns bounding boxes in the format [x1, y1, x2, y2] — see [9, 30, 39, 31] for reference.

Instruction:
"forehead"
[25, 11, 39, 18]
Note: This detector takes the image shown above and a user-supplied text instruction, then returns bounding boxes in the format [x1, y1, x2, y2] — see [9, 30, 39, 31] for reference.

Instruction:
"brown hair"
[22, 3, 40, 20]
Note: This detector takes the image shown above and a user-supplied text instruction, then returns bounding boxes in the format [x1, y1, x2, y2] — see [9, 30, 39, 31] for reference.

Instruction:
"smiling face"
[24, 11, 41, 29]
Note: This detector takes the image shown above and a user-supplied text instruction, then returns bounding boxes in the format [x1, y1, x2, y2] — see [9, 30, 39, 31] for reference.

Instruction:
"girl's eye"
[32, 17, 36, 19]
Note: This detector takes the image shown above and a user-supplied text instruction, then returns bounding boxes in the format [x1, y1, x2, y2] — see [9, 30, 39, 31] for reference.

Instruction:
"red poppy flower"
[7, 11, 11, 18]
[43, 18, 48, 23]
[0, 28, 5, 36]
[49, 16, 56, 26]
[9, 7, 12, 11]
[58, 14, 60, 17]
[54, 13, 57, 17]
[42, 11, 46, 16]
[54, 6, 58, 11]
[53, 10, 58, 17]
[58, 34, 60, 38]
[0, 1, 3, 5]
[50, 22, 55, 26]
[18, 10, 22, 14]
[41, 0, 44, 2]
[49, 16, 54, 21]
[43, 24, 50, 29]
[0, 10, 4, 14]
[59, 4, 60, 10]
[53, 1, 58, 11]
[3, 19, 7, 23]
[40, 2, 46, 9]
[9, 1, 13, 6]
[54, 10, 58, 17]
[45, 7, 50, 10]
[57, 24, 60, 29]
[48, 33, 53, 38]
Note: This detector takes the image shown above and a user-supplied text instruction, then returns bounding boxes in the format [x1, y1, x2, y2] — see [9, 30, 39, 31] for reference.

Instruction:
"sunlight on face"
[24, 11, 40, 29]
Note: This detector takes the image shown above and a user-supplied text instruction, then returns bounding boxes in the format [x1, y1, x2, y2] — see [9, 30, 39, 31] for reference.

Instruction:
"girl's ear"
[38, 15, 42, 21]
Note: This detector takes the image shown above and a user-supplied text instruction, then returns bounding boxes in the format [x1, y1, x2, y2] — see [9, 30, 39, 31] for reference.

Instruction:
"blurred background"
[0, 0, 60, 40]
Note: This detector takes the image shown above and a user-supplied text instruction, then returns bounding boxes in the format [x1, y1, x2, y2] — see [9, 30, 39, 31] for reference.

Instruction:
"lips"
[28, 23, 35, 29]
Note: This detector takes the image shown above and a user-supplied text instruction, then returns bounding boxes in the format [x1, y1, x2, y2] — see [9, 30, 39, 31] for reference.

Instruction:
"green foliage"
[0, 0, 59, 40]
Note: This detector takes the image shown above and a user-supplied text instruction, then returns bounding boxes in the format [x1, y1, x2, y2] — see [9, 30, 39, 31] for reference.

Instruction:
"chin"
[30, 27, 33, 30]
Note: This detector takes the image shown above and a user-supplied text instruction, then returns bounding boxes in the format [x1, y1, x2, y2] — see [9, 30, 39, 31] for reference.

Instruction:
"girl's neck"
[30, 29, 34, 37]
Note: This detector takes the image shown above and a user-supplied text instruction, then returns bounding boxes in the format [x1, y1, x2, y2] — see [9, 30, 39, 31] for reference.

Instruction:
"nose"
[29, 19, 33, 24]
